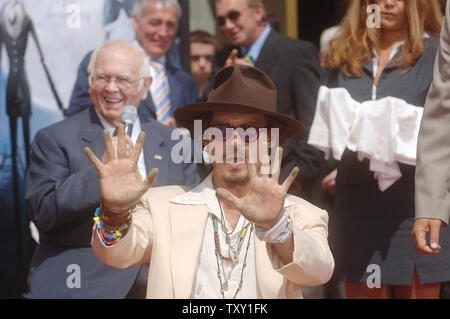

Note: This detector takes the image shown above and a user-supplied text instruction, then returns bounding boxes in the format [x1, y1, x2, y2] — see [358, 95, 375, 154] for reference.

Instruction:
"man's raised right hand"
[84, 124, 158, 213]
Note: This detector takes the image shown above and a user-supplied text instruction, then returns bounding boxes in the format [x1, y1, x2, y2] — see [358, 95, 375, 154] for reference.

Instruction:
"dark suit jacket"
[216, 30, 323, 197]
[66, 51, 198, 121]
[24, 106, 200, 298]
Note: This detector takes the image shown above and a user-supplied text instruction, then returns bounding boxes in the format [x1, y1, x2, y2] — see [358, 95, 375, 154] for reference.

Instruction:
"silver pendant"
[229, 247, 238, 264]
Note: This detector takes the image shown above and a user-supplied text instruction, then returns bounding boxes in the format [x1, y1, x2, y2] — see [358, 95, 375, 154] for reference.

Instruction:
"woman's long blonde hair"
[326, 0, 443, 77]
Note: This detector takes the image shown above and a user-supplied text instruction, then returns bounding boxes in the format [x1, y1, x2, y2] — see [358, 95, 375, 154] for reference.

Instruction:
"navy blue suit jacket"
[67, 51, 198, 121]
[24, 106, 200, 298]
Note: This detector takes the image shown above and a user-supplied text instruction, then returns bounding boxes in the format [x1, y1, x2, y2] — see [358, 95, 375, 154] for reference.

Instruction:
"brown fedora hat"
[174, 64, 304, 141]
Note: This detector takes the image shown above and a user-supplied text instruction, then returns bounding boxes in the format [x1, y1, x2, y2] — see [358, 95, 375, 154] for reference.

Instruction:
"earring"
[202, 145, 212, 164]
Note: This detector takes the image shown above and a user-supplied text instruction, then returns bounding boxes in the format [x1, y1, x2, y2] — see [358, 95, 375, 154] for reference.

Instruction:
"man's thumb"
[429, 220, 442, 248]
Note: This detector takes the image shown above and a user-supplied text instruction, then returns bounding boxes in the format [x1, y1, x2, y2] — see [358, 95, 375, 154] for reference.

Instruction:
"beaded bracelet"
[93, 207, 131, 246]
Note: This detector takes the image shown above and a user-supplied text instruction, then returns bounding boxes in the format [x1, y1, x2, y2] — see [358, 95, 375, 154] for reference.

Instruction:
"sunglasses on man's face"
[216, 10, 242, 26]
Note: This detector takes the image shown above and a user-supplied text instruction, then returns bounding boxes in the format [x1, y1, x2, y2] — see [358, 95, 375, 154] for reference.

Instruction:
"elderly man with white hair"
[24, 40, 200, 298]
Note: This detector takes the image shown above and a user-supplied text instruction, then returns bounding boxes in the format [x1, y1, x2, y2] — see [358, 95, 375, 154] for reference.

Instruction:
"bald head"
[87, 40, 150, 87]
[88, 40, 152, 127]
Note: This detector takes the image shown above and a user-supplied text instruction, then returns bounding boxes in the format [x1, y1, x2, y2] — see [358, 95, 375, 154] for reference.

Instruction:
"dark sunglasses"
[216, 10, 242, 26]
[206, 124, 269, 143]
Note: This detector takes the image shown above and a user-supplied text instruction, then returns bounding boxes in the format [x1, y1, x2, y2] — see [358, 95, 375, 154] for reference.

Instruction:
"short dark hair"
[190, 30, 218, 50]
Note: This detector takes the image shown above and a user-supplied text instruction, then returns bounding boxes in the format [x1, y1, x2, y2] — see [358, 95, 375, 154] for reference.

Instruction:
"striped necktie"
[151, 61, 171, 123]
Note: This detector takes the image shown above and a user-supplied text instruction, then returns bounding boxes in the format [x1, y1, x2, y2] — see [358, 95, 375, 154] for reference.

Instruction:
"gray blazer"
[415, 1, 450, 224]
[24, 106, 200, 298]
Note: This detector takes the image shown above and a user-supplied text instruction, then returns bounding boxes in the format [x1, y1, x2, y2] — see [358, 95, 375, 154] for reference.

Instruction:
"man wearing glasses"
[67, 0, 197, 129]
[215, 0, 323, 202]
[24, 41, 199, 298]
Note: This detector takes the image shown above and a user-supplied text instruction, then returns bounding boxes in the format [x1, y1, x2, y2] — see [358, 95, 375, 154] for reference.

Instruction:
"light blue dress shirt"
[240, 24, 272, 62]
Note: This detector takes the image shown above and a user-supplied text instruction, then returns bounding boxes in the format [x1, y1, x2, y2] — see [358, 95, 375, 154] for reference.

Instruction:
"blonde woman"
[319, 0, 449, 298]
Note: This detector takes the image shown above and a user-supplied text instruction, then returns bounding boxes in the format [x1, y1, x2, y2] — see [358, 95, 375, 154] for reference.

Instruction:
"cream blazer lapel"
[169, 202, 209, 299]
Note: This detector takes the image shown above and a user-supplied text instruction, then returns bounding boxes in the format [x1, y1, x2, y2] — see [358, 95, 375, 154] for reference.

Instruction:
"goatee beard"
[223, 174, 249, 188]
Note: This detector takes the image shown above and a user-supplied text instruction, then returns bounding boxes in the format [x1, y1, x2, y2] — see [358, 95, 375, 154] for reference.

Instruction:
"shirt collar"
[94, 108, 141, 138]
[372, 32, 430, 60]
[95, 108, 116, 136]
[171, 173, 221, 217]
[131, 40, 166, 67]
[240, 24, 271, 62]
[150, 55, 166, 68]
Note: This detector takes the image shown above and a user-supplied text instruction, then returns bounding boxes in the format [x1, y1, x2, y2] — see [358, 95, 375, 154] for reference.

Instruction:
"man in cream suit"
[86, 65, 334, 298]
[413, 1, 450, 255]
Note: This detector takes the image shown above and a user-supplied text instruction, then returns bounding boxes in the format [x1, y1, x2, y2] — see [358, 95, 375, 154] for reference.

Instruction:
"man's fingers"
[131, 131, 146, 163]
[143, 167, 159, 188]
[243, 144, 258, 179]
[322, 176, 335, 190]
[230, 49, 238, 62]
[117, 124, 126, 159]
[216, 187, 241, 210]
[413, 228, 434, 254]
[226, 49, 238, 66]
[103, 130, 115, 161]
[321, 169, 337, 193]
[429, 220, 442, 250]
[281, 166, 299, 193]
[322, 169, 336, 184]
[84, 146, 103, 171]
[246, 162, 258, 179]
[270, 147, 283, 181]
[164, 117, 178, 129]
[256, 138, 271, 177]
[412, 219, 442, 255]
[322, 174, 332, 186]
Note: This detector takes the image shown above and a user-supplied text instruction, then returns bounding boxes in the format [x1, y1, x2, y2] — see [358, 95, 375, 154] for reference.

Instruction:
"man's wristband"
[255, 209, 293, 243]
[100, 201, 132, 228]
[100, 201, 130, 214]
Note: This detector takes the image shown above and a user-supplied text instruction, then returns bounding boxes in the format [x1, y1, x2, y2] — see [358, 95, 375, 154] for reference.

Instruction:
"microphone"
[121, 105, 137, 137]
